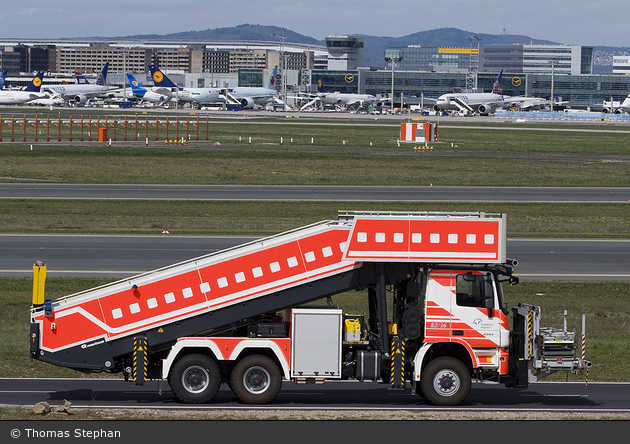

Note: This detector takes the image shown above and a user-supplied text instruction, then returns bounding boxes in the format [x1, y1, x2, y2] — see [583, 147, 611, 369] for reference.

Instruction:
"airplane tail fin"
[74, 72, 90, 84]
[148, 65, 178, 88]
[126, 73, 146, 94]
[312, 75, 328, 93]
[263, 65, 278, 90]
[96, 62, 109, 86]
[24, 71, 45, 92]
[0, 70, 7, 90]
[491, 69, 503, 95]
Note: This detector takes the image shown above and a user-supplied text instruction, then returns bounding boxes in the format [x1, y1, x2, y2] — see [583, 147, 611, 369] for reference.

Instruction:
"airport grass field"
[1, 112, 630, 187]
[1, 112, 629, 391]
[1, 114, 630, 237]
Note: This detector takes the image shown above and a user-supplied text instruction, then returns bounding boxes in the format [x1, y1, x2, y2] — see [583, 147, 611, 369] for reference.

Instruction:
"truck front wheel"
[169, 354, 221, 404]
[230, 355, 282, 404]
[420, 357, 471, 406]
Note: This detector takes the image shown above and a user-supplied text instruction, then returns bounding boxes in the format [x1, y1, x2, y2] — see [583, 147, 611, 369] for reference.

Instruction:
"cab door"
[451, 271, 502, 349]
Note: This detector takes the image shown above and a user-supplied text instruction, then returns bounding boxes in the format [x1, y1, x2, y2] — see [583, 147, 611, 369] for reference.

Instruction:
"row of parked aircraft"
[0, 63, 280, 109]
[430, 70, 560, 115]
[129, 65, 279, 108]
[2, 66, 630, 114]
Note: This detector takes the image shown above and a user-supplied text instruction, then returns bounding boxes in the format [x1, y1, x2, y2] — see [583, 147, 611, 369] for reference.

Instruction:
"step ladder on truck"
[29, 211, 592, 406]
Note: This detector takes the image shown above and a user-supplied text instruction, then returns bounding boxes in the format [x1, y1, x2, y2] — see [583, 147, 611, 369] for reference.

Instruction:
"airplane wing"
[152, 87, 178, 96]
[236, 94, 265, 101]
[505, 96, 550, 110]
[85, 87, 123, 99]
[25, 93, 48, 102]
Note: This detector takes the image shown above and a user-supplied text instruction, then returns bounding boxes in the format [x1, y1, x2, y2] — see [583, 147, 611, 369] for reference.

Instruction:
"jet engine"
[602, 107, 621, 114]
[433, 104, 441, 111]
[240, 97, 255, 109]
[477, 104, 489, 115]
[73, 94, 88, 104]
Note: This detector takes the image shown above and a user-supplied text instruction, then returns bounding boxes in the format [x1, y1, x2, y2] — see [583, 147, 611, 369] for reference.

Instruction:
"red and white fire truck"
[29, 211, 591, 406]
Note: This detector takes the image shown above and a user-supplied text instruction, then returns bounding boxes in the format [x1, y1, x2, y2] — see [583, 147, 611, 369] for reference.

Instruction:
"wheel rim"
[242, 366, 271, 395]
[182, 365, 210, 394]
[432, 368, 460, 397]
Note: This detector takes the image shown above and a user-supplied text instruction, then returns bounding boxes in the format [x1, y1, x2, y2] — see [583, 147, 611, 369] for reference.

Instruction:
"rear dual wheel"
[230, 355, 282, 404]
[169, 354, 221, 404]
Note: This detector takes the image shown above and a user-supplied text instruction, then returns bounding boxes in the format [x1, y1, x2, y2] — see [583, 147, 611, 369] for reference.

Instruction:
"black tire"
[169, 354, 221, 404]
[230, 355, 282, 404]
[420, 357, 471, 406]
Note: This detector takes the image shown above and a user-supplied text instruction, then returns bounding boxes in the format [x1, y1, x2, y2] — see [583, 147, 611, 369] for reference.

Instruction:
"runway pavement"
[1, 233, 629, 280]
[1, 183, 629, 203]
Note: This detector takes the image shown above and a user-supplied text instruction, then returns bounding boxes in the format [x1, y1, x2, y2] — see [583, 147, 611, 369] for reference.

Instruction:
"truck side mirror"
[483, 278, 494, 318]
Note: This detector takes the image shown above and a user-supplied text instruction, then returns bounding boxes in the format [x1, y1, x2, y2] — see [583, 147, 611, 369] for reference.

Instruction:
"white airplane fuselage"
[435, 92, 505, 114]
[223, 87, 277, 108]
[44, 84, 118, 101]
[320, 93, 376, 105]
[0, 90, 47, 105]
[136, 88, 173, 103]
[174, 88, 222, 103]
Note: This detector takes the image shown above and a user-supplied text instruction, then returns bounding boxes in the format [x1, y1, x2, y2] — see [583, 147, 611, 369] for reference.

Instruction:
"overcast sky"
[0, 1, 627, 47]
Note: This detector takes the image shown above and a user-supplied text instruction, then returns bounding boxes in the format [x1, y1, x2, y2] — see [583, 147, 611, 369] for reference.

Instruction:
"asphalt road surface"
[1, 378, 627, 413]
[1, 183, 629, 203]
[1, 233, 629, 280]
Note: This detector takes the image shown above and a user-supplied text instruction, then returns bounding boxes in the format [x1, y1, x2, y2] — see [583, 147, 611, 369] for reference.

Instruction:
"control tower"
[325, 35, 364, 70]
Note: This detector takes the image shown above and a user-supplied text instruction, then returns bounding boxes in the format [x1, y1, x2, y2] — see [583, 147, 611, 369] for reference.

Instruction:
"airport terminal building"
[0, 38, 628, 110]
[383, 46, 476, 72]
[479, 44, 594, 75]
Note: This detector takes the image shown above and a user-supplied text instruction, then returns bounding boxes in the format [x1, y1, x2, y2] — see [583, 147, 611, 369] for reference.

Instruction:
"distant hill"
[111, 24, 620, 71]
[117, 24, 324, 47]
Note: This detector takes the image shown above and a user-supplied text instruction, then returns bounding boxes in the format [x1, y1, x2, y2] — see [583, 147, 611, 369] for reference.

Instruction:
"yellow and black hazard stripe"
[390, 338, 405, 388]
[132, 336, 148, 386]
[527, 311, 533, 360]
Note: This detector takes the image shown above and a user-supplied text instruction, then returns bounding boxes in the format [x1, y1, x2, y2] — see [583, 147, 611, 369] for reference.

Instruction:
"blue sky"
[0, 1, 627, 47]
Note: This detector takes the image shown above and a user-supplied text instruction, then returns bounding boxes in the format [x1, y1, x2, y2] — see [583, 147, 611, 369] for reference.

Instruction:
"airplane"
[126, 73, 173, 106]
[219, 66, 279, 108]
[299, 91, 378, 112]
[0, 70, 7, 90]
[0, 71, 48, 105]
[296, 74, 380, 112]
[148, 65, 222, 106]
[616, 94, 630, 113]
[43, 63, 119, 104]
[432, 70, 550, 115]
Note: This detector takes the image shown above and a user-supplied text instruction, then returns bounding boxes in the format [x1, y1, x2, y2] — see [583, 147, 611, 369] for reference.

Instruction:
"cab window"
[455, 273, 489, 308]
